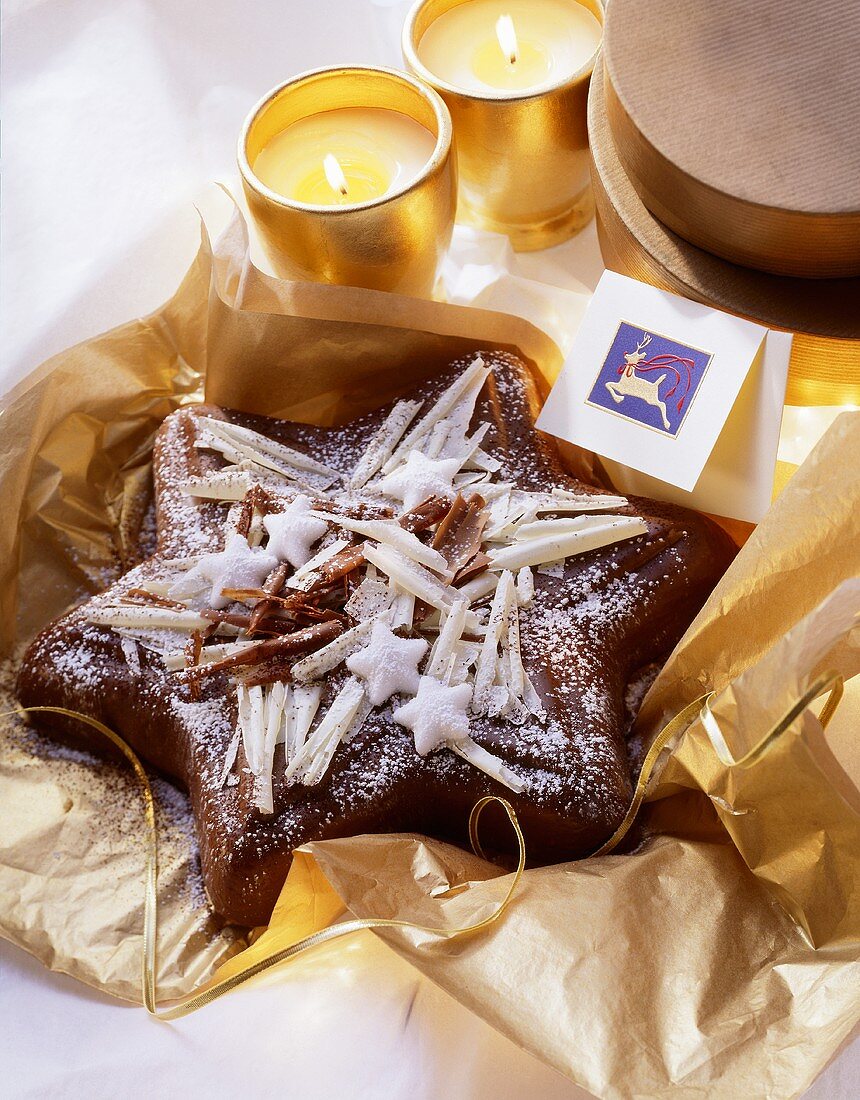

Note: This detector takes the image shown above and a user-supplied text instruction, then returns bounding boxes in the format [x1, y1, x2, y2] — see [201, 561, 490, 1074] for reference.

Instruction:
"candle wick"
[496, 14, 518, 68]
[323, 152, 350, 198]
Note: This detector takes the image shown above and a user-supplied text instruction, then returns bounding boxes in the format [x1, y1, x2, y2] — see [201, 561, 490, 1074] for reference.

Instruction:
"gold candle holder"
[403, 0, 604, 252]
[239, 66, 456, 297]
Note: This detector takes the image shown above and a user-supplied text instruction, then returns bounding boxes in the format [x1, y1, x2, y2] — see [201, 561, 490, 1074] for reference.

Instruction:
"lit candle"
[252, 108, 437, 208]
[404, 0, 604, 250]
[417, 0, 601, 95]
[239, 67, 456, 296]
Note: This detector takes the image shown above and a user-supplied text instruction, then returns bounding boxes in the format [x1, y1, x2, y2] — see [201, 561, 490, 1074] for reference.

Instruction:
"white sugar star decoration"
[377, 451, 460, 512]
[346, 620, 428, 707]
[170, 533, 279, 610]
[263, 494, 330, 569]
[392, 675, 472, 757]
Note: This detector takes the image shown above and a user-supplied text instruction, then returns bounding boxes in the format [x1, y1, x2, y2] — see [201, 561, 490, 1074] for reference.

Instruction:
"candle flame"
[496, 14, 518, 66]
[323, 153, 349, 197]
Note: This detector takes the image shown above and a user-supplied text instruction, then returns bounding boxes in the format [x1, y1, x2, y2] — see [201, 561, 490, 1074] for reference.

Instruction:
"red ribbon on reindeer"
[617, 333, 695, 414]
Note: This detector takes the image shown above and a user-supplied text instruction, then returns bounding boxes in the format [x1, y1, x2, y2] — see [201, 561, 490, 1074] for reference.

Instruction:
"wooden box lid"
[588, 55, 860, 407]
[602, 0, 860, 279]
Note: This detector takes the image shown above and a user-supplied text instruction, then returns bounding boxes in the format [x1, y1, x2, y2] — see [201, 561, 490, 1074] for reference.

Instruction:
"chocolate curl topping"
[321, 543, 366, 582]
[184, 628, 206, 700]
[294, 606, 350, 626]
[216, 586, 328, 612]
[235, 498, 253, 541]
[187, 619, 343, 678]
[202, 609, 253, 629]
[236, 487, 261, 540]
[303, 544, 366, 593]
[454, 551, 492, 586]
[248, 562, 290, 636]
[184, 630, 204, 668]
[203, 609, 317, 636]
[312, 500, 394, 521]
[398, 496, 451, 533]
[219, 588, 274, 603]
[236, 484, 278, 540]
[432, 493, 488, 575]
[235, 660, 299, 688]
[263, 562, 289, 596]
[121, 588, 190, 612]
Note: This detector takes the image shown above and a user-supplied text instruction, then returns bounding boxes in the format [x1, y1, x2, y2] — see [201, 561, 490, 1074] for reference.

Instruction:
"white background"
[1, 1, 857, 1096]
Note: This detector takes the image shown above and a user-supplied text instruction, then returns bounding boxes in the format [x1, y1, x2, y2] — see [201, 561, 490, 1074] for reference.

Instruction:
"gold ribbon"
[590, 692, 713, 858]
[699, 671, 844, 769]
[13, 674, 845, 1016]
[13, 706, 525, 1020]
[156, 793, 525, 1020]
[590, 671, 845, 859]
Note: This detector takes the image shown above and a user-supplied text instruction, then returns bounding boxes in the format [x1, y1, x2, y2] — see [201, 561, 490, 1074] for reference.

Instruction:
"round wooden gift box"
[588, 52, 860, 408]
[601, 0, 860, 282]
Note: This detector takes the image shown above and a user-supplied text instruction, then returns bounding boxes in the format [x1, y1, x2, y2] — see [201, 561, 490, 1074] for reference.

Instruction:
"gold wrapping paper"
[204, 209, 563, 420]
[0, 207, 858, 1096]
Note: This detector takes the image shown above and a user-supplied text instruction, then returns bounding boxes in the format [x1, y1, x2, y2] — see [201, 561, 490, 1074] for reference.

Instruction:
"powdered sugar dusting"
[16, 351, 729, 922]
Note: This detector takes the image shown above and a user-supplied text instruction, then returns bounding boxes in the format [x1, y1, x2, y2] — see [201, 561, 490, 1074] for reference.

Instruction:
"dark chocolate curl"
[190, 619, 342, 676]
[432, 493, 489, 575]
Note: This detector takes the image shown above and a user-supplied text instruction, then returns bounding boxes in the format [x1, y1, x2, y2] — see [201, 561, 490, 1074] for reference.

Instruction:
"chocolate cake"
[17, 353, 735, 925]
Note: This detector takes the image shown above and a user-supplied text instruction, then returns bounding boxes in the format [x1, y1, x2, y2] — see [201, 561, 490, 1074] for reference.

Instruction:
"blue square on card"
[585, 321, 713, 437]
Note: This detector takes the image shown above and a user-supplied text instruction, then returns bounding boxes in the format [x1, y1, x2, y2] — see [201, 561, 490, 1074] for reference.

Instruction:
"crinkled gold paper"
[0, 207, 857, 1097]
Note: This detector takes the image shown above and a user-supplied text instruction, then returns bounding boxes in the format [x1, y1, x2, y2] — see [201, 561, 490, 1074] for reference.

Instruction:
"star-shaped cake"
[18, 353, 735, 925]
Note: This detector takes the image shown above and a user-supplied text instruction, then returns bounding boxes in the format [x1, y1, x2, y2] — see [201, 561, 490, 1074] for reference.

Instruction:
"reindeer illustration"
[605, 331, 695, 432]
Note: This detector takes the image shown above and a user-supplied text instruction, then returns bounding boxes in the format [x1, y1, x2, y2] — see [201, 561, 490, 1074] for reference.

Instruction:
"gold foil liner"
[588, 55, 860, 408]
[204, 209, 563, 419]
[1, 208, 858, 1095]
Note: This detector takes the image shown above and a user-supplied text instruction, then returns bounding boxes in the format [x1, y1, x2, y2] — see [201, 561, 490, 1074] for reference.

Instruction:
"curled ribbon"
[699, 671, 843, 769]
[590, 670, 844, 859]
[12, 706, 525, 1020]
[12, 674, 844, 1016]
[590, 692, 713, 858]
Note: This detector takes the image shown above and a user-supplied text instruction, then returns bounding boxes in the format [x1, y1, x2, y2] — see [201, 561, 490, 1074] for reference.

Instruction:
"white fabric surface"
[1, 2, 856, 1096]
